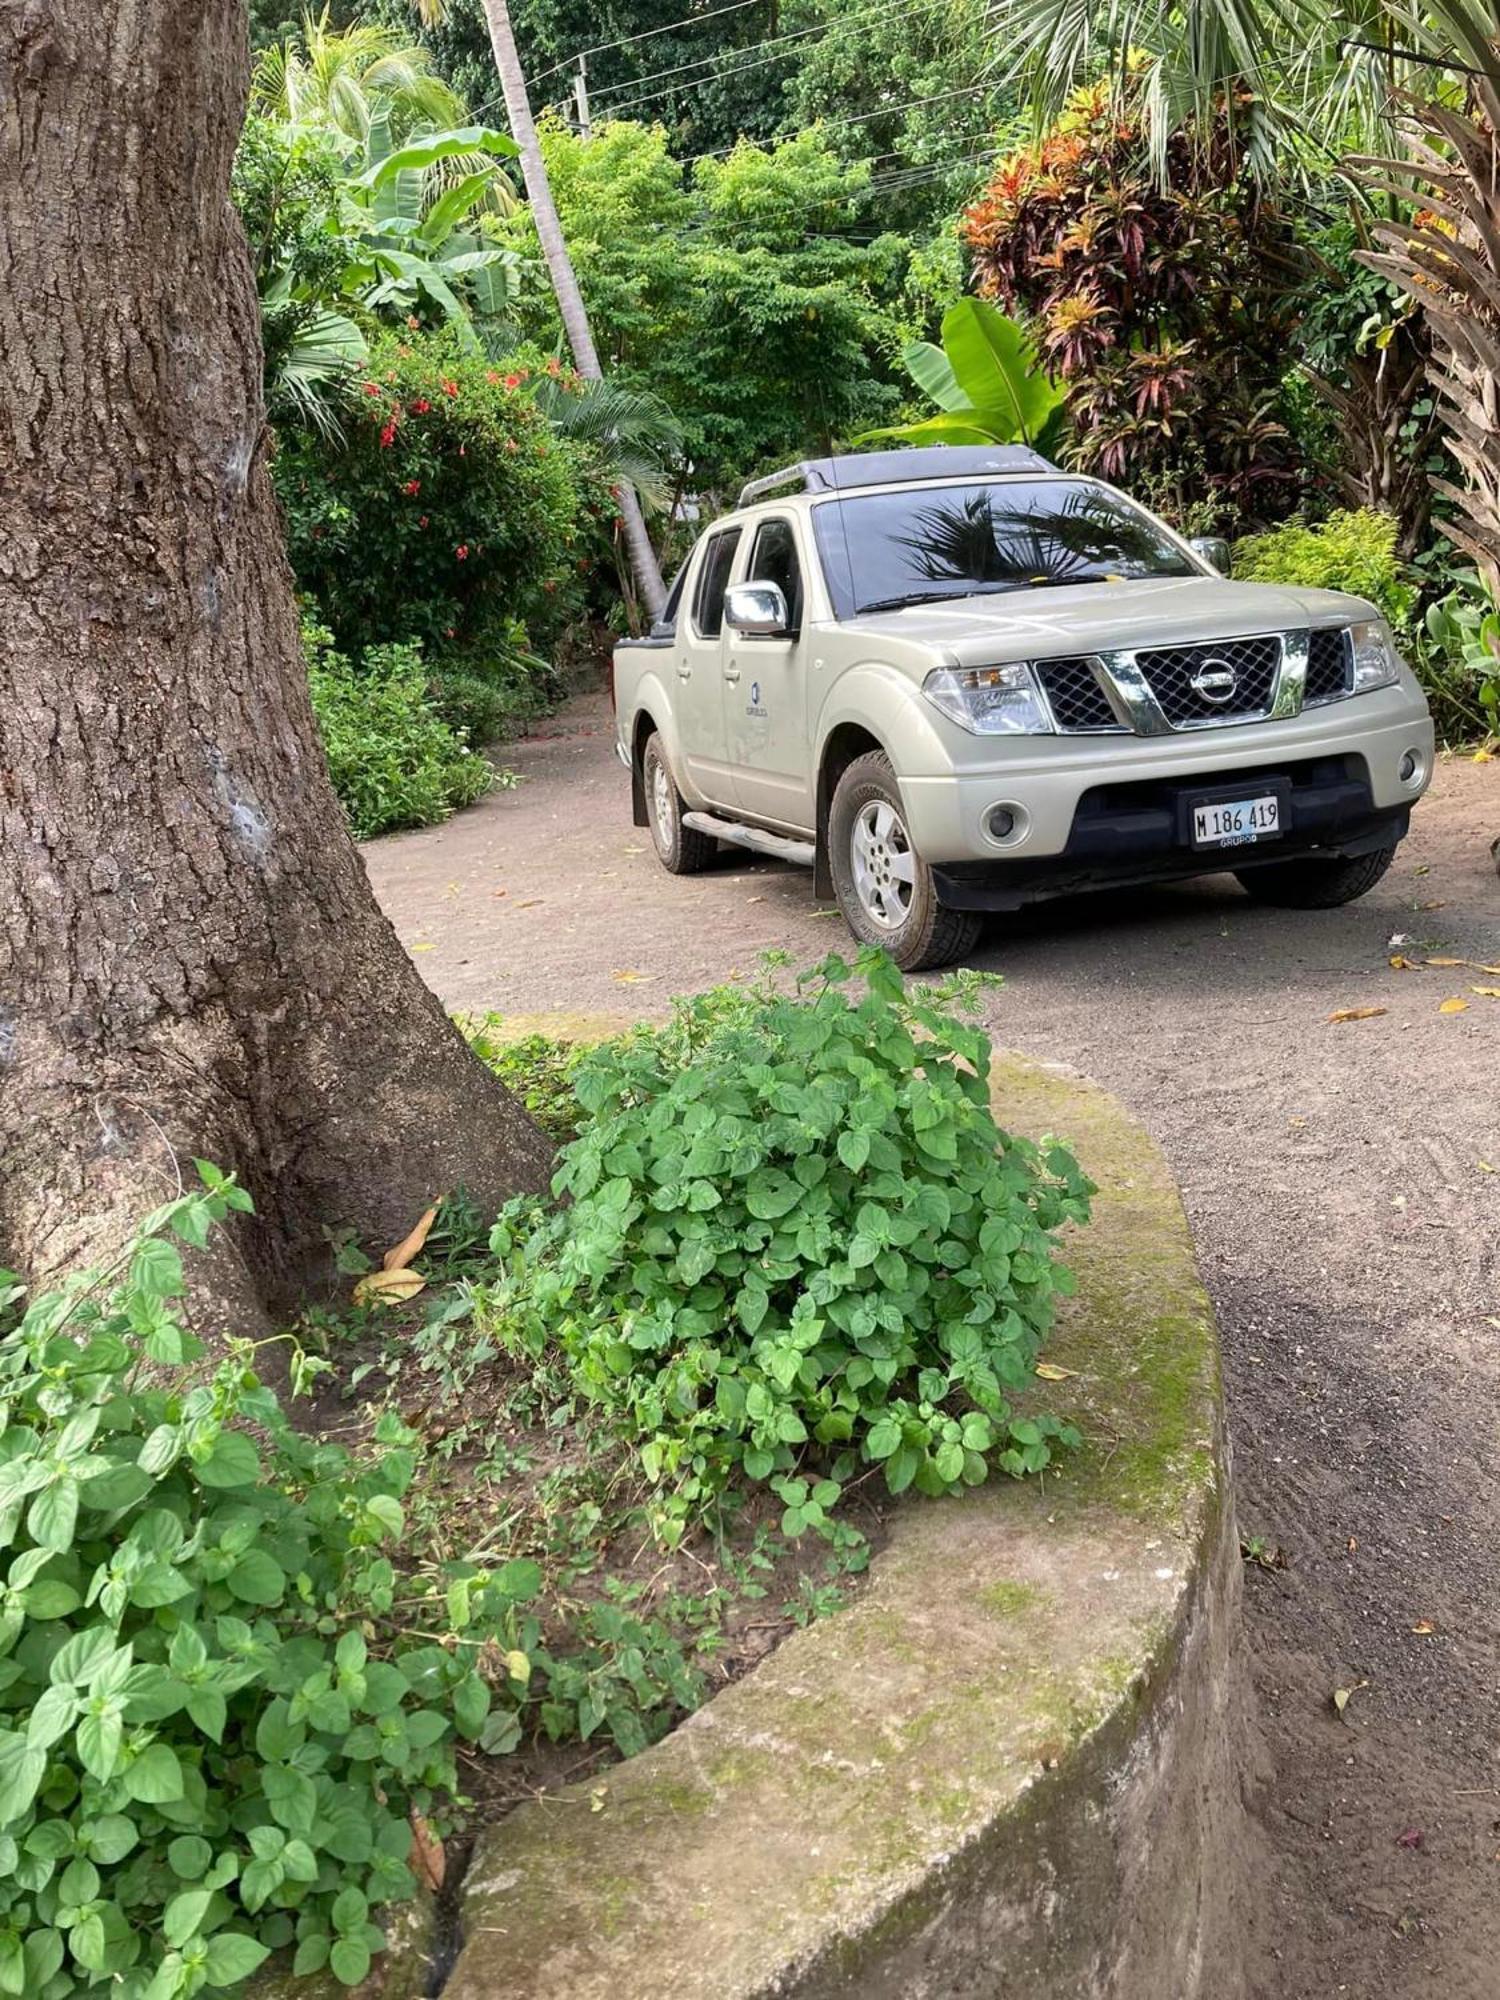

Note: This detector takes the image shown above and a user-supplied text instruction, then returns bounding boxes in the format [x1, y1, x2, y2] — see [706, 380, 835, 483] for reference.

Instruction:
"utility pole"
[573, 55, 591, 141]
[478, 0, 667, 620]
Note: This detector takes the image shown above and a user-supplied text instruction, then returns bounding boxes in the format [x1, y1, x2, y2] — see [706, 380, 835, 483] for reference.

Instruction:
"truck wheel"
[1234, 842, 1398, 909]
[642, 732, 716, 874]
[829, 752, 982, 971]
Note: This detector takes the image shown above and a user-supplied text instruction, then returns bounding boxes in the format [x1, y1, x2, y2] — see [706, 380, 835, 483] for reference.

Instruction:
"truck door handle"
[676, 663, 691, 680]
[723, 666, 741, 683]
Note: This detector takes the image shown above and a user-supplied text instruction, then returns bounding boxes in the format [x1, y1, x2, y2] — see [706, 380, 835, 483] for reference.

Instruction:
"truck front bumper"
[895, 691, 1433, 909]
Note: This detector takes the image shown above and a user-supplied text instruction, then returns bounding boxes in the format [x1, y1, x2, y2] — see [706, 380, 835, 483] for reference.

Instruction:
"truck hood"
[838, 576, 1377, 665]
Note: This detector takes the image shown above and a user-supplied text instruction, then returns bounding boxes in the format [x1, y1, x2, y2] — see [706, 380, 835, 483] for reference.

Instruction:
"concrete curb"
[441, 1050, 1253, 2000]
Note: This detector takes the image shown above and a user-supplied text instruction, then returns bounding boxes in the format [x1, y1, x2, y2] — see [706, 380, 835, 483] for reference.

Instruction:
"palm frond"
[535, 377, 686, 510]
[266, 308, 368, 442]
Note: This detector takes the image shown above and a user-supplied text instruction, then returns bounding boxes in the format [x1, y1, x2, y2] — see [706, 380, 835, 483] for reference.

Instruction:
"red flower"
[378, 421, 397, 448]
[486, 369, 499, 383]
[442, 379, 459, 398]
[455, 544, 469, 560]
[362, 382, 381, 397]
[412, 398, 432, 414]
[502, 372, 523, 390]
[418, 514, 429, 528]
[403, 479, 421, 496]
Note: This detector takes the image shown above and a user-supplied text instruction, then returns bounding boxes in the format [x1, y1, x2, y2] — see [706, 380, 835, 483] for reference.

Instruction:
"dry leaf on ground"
[383, 1204, 438, 1272]
[1332, 1679, 1369, 1717]
[353, 1267, 426, 1306]
[1329, 1007, 1388, 1023]
[1389, 955, 1419, 970]
[612, 969, 655, 983]
[1438, 997, 1470, 1015]
[1410, 1620, 1436, 1636]
[1471, 986, 1500, 999]
[1034, 1362, 1078, 1381]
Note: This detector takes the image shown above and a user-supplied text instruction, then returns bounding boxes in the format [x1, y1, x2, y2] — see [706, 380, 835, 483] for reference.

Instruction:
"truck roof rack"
[736, 445, 1059, 508]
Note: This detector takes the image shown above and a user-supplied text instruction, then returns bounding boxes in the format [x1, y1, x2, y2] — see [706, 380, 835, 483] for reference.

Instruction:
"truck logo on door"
[747, 680, 766, 717]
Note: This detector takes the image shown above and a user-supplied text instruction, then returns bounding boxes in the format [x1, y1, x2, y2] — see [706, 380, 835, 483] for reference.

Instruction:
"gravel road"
[365, 691, 1499, 2000]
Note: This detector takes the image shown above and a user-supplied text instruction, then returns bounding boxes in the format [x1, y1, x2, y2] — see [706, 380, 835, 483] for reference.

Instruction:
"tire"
[1234, 841, 1398, 910]
[642, 732, 716, 875]
[828, 751, 982, 971]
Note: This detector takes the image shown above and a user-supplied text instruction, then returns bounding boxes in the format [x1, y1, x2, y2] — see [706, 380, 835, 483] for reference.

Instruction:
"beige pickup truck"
[613, 446, 1434, 969]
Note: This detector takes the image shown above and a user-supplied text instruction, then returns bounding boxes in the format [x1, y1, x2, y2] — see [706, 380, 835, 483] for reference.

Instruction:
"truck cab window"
[746, 518, 803, 635]
[692, 528, 742, 638]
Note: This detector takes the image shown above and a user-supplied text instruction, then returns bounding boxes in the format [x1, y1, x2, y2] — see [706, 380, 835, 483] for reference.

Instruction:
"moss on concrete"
[442, 1052, 1243, 2000]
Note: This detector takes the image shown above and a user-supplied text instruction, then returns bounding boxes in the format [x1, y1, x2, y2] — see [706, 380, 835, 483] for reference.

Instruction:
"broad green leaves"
[0, 1165, 483, 1995]
[856, 298, 1069, 454]
[505, 949, 1093, 1545]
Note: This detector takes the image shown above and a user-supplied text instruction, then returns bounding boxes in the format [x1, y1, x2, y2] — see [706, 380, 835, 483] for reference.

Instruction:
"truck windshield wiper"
[854, 582, 1030, 615]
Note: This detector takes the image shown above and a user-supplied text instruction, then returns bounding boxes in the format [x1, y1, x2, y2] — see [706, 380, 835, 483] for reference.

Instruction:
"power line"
[527, 0, 768, 86]
[592, 0, 955, 115]
[680, 79, 996, 165]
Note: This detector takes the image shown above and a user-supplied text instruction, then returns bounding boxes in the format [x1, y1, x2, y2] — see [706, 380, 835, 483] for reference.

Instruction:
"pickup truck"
[613, 445, 1435, 970]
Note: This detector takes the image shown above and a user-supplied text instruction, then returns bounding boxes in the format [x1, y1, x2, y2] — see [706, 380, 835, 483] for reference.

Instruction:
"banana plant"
[858, 298, 1069, 452]
[339, 121, 523, 349]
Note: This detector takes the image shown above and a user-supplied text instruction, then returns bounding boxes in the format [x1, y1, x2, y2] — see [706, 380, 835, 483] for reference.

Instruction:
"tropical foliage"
[962, 84, 1304, 530]
[1232, 509, 1416, 632]
[274, 330, 589, 660]
[857, 298, 1067, 451]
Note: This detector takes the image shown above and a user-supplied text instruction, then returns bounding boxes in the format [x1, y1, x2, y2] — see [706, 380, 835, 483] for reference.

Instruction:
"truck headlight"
[1349, 619, 1400, 692]
[922, 663, 1054, 735]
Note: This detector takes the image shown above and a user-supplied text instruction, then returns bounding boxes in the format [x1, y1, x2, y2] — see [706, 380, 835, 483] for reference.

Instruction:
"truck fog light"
[1398, 749, 1424, 785]
[984, 804, 1027, 846]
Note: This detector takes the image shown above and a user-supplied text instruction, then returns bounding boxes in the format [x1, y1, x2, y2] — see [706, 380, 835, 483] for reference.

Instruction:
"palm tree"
[251, 9, 469, 146]
[986, 0, 1403, 177]
[1353, 0, 1500, 589]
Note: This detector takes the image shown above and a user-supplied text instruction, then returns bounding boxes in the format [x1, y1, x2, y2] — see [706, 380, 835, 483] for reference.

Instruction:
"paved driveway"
[365, 693, 1500, 2000]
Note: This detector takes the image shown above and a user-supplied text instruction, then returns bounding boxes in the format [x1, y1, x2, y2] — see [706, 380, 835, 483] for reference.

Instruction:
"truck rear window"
[812, 478, 1196, 618]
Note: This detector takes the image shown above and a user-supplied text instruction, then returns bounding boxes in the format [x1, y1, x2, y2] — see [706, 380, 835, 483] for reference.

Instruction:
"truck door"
[675, 524, 742, 806]
[723, 515, 813, 829]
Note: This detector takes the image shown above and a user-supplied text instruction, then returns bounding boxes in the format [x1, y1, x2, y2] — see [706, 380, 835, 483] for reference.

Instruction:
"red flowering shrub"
[274, 329, 594, 662]
[962, 85, 1303, 529]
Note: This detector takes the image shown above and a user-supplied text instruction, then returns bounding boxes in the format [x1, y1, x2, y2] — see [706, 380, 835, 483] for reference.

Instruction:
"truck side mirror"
[1188, 536, 1232, 576]
[723, 582, 790, 636]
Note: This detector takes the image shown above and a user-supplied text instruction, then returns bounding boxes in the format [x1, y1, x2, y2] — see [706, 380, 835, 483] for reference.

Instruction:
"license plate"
[1191, 794, 1279, 848]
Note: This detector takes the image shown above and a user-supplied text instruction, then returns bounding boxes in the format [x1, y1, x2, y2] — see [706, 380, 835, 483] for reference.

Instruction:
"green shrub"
[428, 623, 558, 748]
[488, 953, 1094, 1546]
[1415, 569, 1500, 745]
[274, 329, 586, 665]
[464, 1021, 583, 1143]
[306, 624, 495, 839]
[0, 1175, 542, 1997]
[1232, 508, 1416, 632]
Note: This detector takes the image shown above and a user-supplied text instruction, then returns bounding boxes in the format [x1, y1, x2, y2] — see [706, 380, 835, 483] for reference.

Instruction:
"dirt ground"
[364, 691, 1499, 2000]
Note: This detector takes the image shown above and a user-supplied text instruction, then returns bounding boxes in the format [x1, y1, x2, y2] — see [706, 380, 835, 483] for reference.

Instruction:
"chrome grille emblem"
[1189, 657, 1239, 706]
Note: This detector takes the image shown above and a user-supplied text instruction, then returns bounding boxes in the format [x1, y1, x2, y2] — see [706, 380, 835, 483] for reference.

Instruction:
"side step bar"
[682, 812, 815, 868]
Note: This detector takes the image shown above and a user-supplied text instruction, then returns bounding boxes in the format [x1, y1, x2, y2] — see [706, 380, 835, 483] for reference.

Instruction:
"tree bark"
[0, 0, 552, 1337]
[477, 0, 667, 622]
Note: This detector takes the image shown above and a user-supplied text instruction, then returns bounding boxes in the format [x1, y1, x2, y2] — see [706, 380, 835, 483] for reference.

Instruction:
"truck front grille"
[1133, 636, 1281, 726]
[1304, 627, 1352, 704]
[1035, 655, 1123, 732]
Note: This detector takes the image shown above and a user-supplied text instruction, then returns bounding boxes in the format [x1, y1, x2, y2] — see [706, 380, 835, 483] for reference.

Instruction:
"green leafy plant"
[275, 329, 591, 664]
[0, 1173, 542, 1996]
[487, 952, 1093, 1547]
[1416, 569, 1500, 746]
[305, 620, 496, 838]
[464, 1022, 583, 1143]
[1232, 508, 1417, 633]
[857, 298, 1068, 453]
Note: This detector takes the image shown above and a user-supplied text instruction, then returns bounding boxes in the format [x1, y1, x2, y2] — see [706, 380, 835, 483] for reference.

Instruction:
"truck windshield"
[812, 478, 1198, 619]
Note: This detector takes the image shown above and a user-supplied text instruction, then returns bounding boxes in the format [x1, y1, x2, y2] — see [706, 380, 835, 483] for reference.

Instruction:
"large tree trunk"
[0, 0, 552, 1337]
